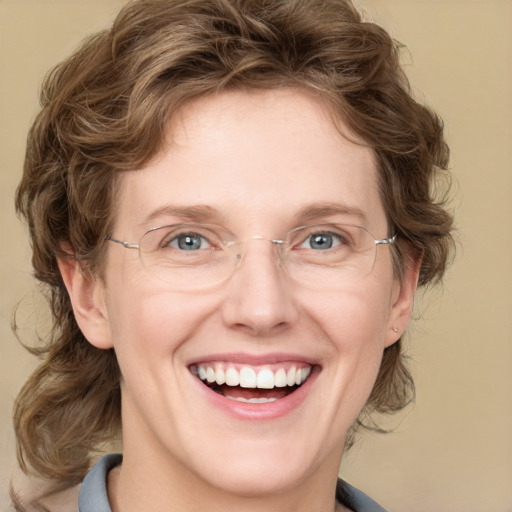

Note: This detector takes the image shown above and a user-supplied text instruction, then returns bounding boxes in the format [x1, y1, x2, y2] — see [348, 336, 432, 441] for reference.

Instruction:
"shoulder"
[78, 454, 122, 512]
[336, 479, 388, 512]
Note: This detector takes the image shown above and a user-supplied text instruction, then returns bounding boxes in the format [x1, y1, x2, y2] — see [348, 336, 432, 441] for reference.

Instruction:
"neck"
[108, 449, 346, 512]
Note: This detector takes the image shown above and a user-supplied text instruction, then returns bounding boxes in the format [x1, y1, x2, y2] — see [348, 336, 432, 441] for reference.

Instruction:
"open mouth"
[190, 363, 313, 404]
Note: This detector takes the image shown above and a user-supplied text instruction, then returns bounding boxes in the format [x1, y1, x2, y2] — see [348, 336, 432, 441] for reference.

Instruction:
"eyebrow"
[141, 204, 223, 228]
[140, 201, 368, 230]
[291, 202, 369, 226]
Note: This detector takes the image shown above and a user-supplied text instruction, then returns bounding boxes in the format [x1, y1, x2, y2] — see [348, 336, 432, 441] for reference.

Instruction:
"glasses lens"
[139, 224, 236, 290]
[283, 224, 378, 287]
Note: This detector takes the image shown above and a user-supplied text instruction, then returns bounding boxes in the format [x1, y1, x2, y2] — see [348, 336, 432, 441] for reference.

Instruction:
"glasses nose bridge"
[229, 235, 287, 269]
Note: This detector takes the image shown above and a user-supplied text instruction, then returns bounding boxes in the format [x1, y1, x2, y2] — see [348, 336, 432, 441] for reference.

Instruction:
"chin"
[197, 457, 313, 498]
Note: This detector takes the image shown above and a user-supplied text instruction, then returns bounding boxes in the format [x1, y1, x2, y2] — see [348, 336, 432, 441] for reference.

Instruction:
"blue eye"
[302, 232, 342, 250]
[170, 232, 211, 251]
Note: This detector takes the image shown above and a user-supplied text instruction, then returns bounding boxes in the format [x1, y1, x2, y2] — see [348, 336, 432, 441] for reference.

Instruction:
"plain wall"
[1, 1, 511, 511]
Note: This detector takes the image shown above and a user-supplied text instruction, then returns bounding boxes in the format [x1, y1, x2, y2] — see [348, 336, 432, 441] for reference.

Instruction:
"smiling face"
[62, 88, 417, 508]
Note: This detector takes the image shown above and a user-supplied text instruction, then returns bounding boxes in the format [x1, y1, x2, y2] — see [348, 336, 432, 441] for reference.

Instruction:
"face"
[66, 89, 416, 499]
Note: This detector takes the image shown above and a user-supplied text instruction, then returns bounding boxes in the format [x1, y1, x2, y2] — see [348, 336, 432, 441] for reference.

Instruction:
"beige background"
[1, 1, 511, 511]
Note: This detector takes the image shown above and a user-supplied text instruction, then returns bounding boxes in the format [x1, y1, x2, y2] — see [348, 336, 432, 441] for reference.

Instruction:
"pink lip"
[188, 352, 319, 366]
[189, 362, 320, 421]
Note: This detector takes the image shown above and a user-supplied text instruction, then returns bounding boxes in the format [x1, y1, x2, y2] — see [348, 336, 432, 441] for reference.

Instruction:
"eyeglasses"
[105, 222, 396, 291]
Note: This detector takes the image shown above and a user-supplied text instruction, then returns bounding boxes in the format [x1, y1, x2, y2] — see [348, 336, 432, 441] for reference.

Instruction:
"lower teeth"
[225, 396, 278, 404]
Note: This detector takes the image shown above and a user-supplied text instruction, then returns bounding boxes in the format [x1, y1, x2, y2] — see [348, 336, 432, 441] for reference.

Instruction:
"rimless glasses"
[105, 223, 396, 291]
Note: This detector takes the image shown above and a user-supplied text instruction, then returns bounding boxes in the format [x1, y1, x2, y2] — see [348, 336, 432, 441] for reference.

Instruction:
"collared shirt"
[78, 454, 387, 512]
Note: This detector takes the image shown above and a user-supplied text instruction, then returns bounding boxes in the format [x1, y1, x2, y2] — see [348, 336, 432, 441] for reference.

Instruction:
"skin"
[59, 88, 418, 512]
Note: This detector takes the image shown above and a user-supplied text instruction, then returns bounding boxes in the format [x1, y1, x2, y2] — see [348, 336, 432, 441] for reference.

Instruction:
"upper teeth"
[195, 364, 312, 389]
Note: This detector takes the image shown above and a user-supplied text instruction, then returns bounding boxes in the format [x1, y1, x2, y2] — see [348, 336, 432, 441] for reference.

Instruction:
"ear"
[385, 257, 421, 347]
[57, 250, 113, 349]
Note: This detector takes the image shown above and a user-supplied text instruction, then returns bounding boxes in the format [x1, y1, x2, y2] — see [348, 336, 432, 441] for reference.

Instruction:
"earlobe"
[57, 251, 113, 349]
[385, 258, 421, 347]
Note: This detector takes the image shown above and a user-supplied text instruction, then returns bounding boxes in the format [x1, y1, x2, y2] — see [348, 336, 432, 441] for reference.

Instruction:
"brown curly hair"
[13, 0, 454, 503]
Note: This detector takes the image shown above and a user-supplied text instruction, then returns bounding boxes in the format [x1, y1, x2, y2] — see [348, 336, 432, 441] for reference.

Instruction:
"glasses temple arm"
[105, 235, 139, 249]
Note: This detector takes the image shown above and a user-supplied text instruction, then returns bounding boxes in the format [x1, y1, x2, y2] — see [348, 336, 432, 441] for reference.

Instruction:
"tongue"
[219, 385, 291, 401]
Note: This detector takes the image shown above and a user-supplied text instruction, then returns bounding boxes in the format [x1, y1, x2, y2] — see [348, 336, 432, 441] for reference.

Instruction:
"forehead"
[115, 89, 386, 235]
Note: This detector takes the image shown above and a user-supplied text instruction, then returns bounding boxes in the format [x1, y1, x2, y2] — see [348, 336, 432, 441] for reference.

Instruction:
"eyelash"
[297, 231, 344, 250]
[164, 232, 213, 250]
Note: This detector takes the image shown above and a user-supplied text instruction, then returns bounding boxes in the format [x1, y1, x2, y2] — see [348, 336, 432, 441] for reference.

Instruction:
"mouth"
[189, 362, 313, 404]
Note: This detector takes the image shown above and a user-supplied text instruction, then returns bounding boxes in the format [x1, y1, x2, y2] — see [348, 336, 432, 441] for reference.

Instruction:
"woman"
[13, 0, 453, 511]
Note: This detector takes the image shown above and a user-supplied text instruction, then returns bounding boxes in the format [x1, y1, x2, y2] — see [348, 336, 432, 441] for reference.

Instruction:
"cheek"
[326, 298, 389, 394]
[307, 284, 393, 397]
[105, 283, 219, 364]
[308, 284, 393, 349]
[289, 286, 394, 446]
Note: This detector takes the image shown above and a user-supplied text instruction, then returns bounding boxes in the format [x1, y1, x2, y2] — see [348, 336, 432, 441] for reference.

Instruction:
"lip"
[188, 352, 319, 366]
[187, 353, 320, 421]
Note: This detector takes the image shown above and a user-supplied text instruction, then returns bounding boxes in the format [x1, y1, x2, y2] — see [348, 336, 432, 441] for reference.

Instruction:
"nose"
[221, 239, 299, 337]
